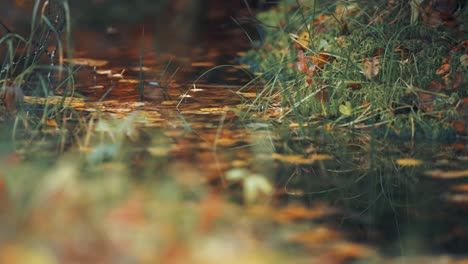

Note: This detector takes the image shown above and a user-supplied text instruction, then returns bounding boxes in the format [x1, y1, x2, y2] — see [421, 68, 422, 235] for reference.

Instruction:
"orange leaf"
[287, 227, 338, 245]
[275, 203, 332, 223]
[436, 63, 450, 75]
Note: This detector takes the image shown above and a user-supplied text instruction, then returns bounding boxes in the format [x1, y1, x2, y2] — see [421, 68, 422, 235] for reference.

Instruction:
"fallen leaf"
[191, 62, 215, 67]
[436, 63, 450, 75]
[287, 227, 338, 245]
[361, 57, 381, 79]
[291, 31, 310, 49]
[453, 184, 468, 192]
[275, 203, 332, 223]
[395, 158, 423, 166]
[272, 153, 315, 164]
[445, 194, 468, 203]
[64, 57, 108, 67]
[46, 118, 58, 127]
[425, 170, 468, 179]
[339, 101, 352, 116]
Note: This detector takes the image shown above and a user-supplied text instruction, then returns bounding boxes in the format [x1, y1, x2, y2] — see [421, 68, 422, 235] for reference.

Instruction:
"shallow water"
[1, 1, 468, 262]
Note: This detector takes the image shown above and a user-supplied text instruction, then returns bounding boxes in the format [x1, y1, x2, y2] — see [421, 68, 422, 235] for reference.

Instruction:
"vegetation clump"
[241, 0, 467, 139]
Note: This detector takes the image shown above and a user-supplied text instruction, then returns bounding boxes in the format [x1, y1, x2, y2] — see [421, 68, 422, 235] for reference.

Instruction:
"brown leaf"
[427, 79, 444, 92]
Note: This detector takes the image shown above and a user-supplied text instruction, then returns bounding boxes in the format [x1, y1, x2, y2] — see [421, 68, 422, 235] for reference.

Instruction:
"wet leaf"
[395, 158, 423, 166]
[64, 57, 108, 67]
[244, 174, 273, 204]
[425, 170, 468, 179]
[453, 184, 468, 192]
[236, 91, 257, 98]
[272, 153, 315, 164]
[329, 242, 374, 261]
[445, 194, 468, 203]
[274, 203, 333, 223]
[339, 101, 352, 116]
[191, 62, 215, 67]
[287, 227, 339, 245]
[200, 107, 228, 113]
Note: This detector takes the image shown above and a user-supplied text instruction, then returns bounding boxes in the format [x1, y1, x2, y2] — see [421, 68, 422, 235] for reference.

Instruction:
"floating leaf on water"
[395, 158, 423, 166]
[88, 85, 105, 89]
[216, 138, 240, 147]
[236, 91, 257, 98]
[190, 88, 205, 92]
[330, 242, 375, 260]
[453, 184, 468, 192]
[287, 227, 339, 245]
[200, 107, 228, 113]
[161, 101, 178, 106]
[118, 79, 139, 84]
[339, 101, 352, 116]
[275, 203, 333, 223]
[191, 62, 215, 67]
[244, 174, 273, 204]
[64, 58, 108, 67]
[425, 170, 468, 179]
[231, 160, 249, 167]
[147, 147, 169, 157]
[95, 69, 112, 75]
[272, 153, 315, 164]
[445, 193, 468, 203]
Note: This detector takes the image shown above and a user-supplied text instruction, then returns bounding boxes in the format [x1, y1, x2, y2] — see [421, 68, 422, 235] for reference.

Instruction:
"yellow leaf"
[425, 170, 468, 179]
[272, 153, 314, 164]
[395, 158, 423, 166]
[339, 101, 352, 116]
[291, 31, 310, 49]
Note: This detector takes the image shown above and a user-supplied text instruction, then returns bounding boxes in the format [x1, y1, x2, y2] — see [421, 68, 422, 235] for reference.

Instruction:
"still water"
[1, 1, 467, 262]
